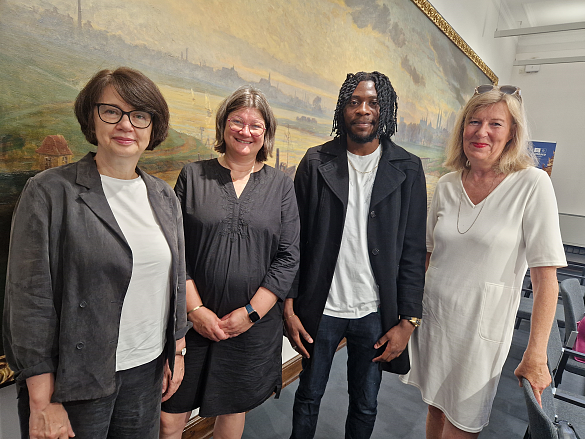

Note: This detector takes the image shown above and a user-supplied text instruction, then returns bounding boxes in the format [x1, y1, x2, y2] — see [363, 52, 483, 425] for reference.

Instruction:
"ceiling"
[502, 0, 585, 27]
[496, 0, 585, 65]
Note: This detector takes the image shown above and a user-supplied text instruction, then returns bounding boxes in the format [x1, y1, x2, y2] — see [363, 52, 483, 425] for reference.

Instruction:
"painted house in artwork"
[35, 135, 73, 170]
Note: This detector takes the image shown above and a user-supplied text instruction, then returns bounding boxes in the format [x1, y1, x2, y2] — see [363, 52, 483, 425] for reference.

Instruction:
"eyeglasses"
[474, 85, 522, 101]
[96, 104, 153, 129]
[227, 118, 266, 137]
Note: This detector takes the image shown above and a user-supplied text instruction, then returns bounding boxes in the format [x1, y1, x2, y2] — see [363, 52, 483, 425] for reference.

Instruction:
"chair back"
[548, 318, 564, 378]
[560, 278, 585, 343]
[522, 377, 558, 439]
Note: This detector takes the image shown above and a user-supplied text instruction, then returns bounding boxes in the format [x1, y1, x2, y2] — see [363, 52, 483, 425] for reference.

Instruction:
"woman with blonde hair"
[401, 85, 566, 438]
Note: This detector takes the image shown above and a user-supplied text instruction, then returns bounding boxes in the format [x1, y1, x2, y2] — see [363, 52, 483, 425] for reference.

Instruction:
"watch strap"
[245, 304, 260, 323]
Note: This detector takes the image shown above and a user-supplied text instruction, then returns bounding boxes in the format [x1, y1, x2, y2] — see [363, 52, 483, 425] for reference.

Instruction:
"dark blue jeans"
[18, 355, 164, 439]
[290, 312, 383, 439]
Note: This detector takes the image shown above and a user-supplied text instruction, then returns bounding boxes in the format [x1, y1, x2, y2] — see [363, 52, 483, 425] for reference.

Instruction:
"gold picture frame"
[410, 0, 498, 84]
[0, 356, 14, 388]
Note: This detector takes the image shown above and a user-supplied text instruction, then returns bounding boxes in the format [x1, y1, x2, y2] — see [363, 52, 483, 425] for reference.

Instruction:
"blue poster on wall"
[532, 140, 557, 176]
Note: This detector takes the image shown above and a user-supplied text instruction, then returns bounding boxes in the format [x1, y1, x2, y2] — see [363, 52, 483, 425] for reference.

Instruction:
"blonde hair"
[443, 89, 536, 173]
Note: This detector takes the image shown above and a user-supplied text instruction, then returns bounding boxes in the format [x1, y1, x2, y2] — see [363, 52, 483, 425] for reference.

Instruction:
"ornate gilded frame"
[410, 0, 498, 84]
[0, 356, 14, 388]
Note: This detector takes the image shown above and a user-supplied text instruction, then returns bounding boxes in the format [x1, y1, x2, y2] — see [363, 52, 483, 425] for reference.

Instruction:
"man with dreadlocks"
[284, 71, 427, 438]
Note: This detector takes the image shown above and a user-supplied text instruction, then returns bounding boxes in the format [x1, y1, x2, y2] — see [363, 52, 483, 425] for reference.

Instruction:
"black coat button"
[370, 211, 376, 217]
[79, 301, 87, 308]
[76, 342, 85, 350]
[372, 248, 380, 255]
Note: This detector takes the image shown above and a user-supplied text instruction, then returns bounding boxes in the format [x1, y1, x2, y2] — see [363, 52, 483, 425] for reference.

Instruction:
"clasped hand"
[189, 306, 229, 342]
[190, 306, 253, 341]
[219, 307, 253, 338]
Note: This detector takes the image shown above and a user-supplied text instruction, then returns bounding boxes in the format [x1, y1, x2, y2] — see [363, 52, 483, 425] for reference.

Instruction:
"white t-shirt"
[324, 146, 381, 319]
[101, 175, 172, 371]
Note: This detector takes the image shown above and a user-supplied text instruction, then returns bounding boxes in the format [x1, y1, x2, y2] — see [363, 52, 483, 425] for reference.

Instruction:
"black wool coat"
[291, 136, 427, 374]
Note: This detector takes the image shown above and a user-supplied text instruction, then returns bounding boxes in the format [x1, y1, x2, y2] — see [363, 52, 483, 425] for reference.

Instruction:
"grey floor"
[242, 320, 585, 438]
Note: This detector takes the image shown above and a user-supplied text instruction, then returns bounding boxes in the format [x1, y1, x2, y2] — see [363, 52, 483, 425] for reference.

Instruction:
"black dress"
[162, 159, 300, 416]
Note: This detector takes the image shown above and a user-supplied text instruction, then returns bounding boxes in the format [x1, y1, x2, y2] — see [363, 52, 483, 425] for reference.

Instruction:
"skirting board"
[181, 339, 347, 439]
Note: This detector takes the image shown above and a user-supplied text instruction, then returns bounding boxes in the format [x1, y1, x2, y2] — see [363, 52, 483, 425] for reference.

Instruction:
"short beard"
[347, 129, 378, 144]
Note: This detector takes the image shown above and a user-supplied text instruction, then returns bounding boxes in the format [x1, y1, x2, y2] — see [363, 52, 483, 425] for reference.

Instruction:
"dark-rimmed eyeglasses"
[96, 104, 153, 129]
[474, 85, 522, 101]
[227, 118, 266, 137]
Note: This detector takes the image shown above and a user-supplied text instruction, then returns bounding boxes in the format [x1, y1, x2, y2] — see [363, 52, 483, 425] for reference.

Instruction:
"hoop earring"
[465, 159, 470, 168]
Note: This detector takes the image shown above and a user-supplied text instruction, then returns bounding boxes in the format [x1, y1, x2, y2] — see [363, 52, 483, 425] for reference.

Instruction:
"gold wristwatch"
[401, 316, 422, 328]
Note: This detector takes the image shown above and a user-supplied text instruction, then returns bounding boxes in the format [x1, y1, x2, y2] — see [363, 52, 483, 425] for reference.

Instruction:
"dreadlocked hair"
[331, 71, 398, 139]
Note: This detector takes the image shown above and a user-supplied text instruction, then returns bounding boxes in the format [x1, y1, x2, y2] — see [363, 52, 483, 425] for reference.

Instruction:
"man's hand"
[189, 306, 229, 342]
[283, 298, 313, 358]
[284, 315, 313, 358]
[372, 319, 415, 363]
[29, 402, 75, 439]
[219, 307, 253, 338]
[514, 352, 551, 407]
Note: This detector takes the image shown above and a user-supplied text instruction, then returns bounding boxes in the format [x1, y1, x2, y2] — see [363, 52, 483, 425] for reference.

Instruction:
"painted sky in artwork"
[7, 0, 489, 126]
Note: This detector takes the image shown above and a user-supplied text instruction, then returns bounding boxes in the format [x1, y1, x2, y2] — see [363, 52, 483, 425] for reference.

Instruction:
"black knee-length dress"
[162, 159, 300, 416]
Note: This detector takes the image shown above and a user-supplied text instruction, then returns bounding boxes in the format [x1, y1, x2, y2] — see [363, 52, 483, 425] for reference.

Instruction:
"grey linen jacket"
[2, 152, 190, 402]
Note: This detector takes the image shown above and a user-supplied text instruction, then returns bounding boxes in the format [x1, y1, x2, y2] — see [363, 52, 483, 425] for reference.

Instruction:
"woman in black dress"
[160, 86, 300, 439]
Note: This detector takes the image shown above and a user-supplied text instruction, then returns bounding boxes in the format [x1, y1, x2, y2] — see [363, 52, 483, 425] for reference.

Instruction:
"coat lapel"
[370, 139, 409, 208]
[76, 153, 128, 244]
[318, 138, 349, 208]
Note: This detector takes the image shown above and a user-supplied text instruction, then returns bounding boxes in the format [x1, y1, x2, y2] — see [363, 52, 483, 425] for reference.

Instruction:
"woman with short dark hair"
[159, 86, 300, 439]
[3, 67, 189, 439]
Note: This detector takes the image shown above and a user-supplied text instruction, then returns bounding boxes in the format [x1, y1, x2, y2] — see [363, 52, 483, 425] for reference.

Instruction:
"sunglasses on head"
[474, 84, 522, 101]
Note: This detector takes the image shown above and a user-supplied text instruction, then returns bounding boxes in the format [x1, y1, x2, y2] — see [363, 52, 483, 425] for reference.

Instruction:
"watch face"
[245, 303, 260, 322]
[410, 318, 421, 328]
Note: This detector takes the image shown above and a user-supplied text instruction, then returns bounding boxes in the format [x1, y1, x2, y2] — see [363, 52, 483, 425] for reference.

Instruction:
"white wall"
[429, 0, 517, 84]
[510, 63, 585, 246]
[432, 0, 585, 246]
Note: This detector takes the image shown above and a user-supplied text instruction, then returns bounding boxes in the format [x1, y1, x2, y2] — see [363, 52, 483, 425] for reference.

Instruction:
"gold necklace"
[456, 170, 499, 234]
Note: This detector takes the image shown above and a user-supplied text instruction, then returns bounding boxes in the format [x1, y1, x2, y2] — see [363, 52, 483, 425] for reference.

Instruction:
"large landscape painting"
[0, 0, 494, 385]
